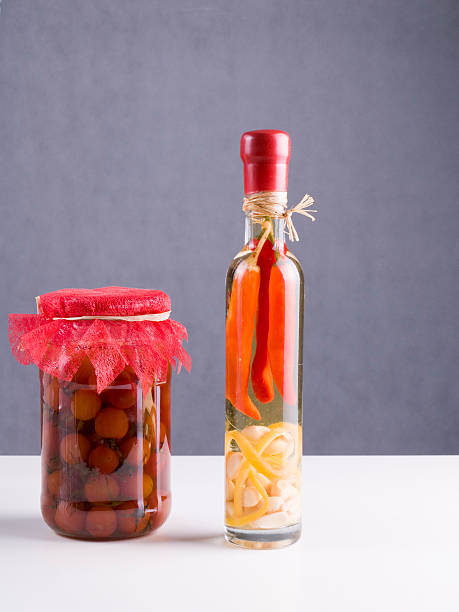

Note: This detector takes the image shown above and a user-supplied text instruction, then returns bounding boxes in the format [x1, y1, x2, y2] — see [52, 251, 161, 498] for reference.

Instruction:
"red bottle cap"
[240, 130, 291, 194]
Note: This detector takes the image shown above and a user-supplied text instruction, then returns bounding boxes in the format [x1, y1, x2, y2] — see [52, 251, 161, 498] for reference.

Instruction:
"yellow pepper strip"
[227, 430, 282, 480]
[233, 460, 249, 516]
[248, 468, 269, 502]
[269, 421, 299, 431]
[264, 455, 296, 478]
[255, 426, 300, 477]
[269, 422, 302, 441]
[225, 469, 269, 528]
[264, 455, 285, 469]
[255, 429, 287, 454]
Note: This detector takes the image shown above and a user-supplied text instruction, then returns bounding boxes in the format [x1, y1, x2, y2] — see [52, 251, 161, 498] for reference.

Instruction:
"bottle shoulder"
[226, 249, 252, 280]
[226, 247, 303, 284]
[283, 250, 304, 284]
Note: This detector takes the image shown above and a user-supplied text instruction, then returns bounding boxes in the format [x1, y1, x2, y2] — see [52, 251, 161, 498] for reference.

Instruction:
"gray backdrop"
[1, 0, 458, 455]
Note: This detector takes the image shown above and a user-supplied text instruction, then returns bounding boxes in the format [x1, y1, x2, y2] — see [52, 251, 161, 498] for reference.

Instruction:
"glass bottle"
[225, 130, 304, 548]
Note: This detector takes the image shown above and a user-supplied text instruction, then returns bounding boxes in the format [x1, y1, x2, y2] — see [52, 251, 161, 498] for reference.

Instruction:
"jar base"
[51, 526, 153, 541]
[224, 523, 301, 549]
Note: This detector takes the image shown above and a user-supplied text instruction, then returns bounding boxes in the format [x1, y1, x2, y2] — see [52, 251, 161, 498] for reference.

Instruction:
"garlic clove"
[241, 425, 270, 441]
[266, 496, 284, 514]
[226, 479, 234, 501]
[243, 485, 262, 508]
[287, 474, 298, 485]
[270, 479, 298, 501]
[251, 511, 289, 529]
[264, 434, 291, 456]
[226, 452, 243, 480]
[282, 496, 301, 516]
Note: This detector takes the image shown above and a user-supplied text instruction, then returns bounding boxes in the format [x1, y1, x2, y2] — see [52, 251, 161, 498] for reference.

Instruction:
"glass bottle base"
[224, 523, 301, 549]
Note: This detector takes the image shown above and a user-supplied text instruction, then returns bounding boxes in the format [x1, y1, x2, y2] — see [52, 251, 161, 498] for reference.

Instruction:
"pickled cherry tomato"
[106, 387, 136, 410]
[71, 389, 101, 421]
[55, 502, 85, 535]
[119, 474, 138, 500]
[135, 512, 150, 533]
[72, 356, 95, 384]
[47, 470, 61, 497]
[103, 369, 137, 409]
[85, 507, 117, 538]
[143, 473, 154, 499]
[113, 367, 136, 385]
[117, 501, 139, 535]
[88, 445, 119, 474]
[120, 437, 151, 466]
[44, 377, 60, 411]
[87, 373, 97, 387]
[84, 474, 120, 503]
[119, 437, 136, 462]
[95, 407, 129, 439]
[60, 433, 90, 464]
[41, 494, 56, 527]
[54, 470, 83, 501]
[117, 501, 149, 535]
[124, 404, 139, 425]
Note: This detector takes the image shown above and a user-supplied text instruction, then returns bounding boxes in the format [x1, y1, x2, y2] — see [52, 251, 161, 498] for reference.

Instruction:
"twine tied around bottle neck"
[242, 191, 317, 242]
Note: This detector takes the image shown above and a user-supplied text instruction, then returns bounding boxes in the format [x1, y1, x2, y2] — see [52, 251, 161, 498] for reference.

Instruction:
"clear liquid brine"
[225, 216, 303, 542]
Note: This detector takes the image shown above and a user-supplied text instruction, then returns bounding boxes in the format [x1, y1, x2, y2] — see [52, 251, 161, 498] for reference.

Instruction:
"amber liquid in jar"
[225, 217, 303, 549]
[40, 359, 171, 540]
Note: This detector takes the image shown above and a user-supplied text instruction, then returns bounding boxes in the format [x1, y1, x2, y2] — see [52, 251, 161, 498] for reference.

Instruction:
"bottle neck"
[245, 215, 286, 252]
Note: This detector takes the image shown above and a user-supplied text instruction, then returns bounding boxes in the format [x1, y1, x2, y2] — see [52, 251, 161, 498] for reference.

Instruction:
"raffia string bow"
[242, 191, 317, 242]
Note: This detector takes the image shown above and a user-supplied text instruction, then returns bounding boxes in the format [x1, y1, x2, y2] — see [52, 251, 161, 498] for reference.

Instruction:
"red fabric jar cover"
[9, 286, 191, 395]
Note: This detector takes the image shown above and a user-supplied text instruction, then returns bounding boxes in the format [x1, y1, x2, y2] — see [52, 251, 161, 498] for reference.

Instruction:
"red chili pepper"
[251, 240, 274, 403]
[268, 260, 297, 405]
[226, 261, 261, 420]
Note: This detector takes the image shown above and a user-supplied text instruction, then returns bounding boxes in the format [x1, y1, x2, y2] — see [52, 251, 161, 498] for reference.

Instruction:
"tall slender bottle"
[225, 130, 304, 548]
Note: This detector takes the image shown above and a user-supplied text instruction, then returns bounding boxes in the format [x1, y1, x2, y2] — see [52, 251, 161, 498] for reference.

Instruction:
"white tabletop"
[1, 456, 458, 611]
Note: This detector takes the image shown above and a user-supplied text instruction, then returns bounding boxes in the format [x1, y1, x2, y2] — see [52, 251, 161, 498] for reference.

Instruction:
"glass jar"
[40, 362, 171, 539]
[9, 286, 190, 540]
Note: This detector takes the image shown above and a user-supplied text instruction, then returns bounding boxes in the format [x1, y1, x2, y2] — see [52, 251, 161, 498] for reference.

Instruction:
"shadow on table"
[0, 516, 57, 542]
[0, 515, 225, 547]
[135, 530, 225, 548]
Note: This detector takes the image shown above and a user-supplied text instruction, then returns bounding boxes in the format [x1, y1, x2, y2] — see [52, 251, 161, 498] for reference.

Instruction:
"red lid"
[240, 130, 291, 194]
[9, 286, 190, 395]
[37, 286, 170, 318]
